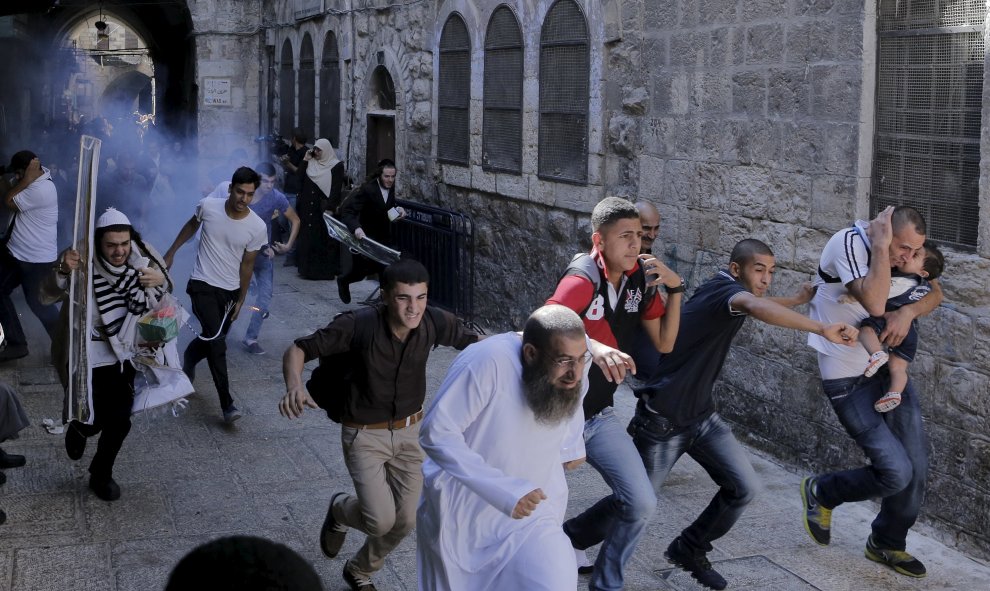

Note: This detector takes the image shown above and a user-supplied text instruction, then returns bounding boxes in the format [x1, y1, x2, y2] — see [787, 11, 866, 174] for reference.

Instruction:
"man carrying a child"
[801, 206, 943, 579]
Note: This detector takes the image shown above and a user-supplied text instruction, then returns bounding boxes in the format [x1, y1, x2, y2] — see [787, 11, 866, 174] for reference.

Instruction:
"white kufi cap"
[95, 207, 131, 229]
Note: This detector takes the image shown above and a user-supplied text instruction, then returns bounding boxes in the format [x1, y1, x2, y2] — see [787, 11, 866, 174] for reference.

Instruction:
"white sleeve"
[419, 351, 537, 518]
[559, 337, 591, 463]
[831, 229, 871, 285]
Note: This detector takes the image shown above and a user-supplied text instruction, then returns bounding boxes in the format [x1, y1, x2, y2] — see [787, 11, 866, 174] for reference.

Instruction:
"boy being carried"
[859, 240, 944, 412]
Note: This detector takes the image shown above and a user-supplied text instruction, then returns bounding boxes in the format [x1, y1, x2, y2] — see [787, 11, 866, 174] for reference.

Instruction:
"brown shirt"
[294, 304, 478, 424]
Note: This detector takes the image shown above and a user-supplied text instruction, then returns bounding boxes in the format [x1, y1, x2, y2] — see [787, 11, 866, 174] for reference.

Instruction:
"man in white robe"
[417, 305, 596, 591]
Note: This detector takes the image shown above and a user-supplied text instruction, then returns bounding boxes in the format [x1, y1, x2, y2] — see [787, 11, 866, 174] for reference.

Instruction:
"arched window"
[538, 0, 589, 183]
[437, 14, 470, 166]
[298, 34, 315, 142]
[372, 65, 396, 110]
[482, 6, 523, 173]
[279, 39, 295, 135]
[320, 31, 341, 146]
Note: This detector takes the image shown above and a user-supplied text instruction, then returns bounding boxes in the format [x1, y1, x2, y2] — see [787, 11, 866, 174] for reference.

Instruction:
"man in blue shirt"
[241, 163, 300, 355]
[631, 239, 858, 590]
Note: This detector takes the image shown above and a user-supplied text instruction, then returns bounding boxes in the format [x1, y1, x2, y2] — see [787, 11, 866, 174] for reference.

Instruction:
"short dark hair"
[892, 205, 927, 236]
[291, 127, 308, 144]
[9, 150, 37, 172]
[165, 535, 323, 591]
[381, 258, 429, 292]
[377, 158, 396, 170]
[591, 197, 639, 233]
[523, 305, 585, 351]
[230, 166, 261, 188]
[255, 162, 277, 177]
[922, 240, 944, 280]
[729, 239, 774, 267]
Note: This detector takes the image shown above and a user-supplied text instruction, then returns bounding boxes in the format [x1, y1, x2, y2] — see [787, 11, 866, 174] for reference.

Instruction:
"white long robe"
[417, 333, 588, 591]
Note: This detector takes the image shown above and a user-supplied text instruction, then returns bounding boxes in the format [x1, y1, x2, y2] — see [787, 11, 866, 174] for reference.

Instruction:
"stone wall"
[189, 0, 264, 187]
[262, 0, 990, 559]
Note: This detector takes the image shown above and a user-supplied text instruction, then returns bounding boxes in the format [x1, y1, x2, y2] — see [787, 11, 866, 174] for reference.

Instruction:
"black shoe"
[337, 280, 351, 304]
[1, 508, 6, 525]
[222, 405, 243, 424]
[0, 470, 5, 486]
[320, 492, 348, 558]
[865, 535, 927, 578]
[0, 449, 26, 469]
[89, 475, 121, 501]
[664, 537, 727, 590]
[801, 476, 832, 545]
[342, 565, 377, 590]
[0, 344, 28, 362]
[65, 422, 87, 461]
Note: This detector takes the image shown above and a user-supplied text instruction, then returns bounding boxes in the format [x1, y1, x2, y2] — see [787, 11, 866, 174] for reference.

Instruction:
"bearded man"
[416, 305, 595, 591]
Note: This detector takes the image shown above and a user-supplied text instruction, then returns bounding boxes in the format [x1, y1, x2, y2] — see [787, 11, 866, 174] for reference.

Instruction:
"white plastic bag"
[131, 340, 194, 414]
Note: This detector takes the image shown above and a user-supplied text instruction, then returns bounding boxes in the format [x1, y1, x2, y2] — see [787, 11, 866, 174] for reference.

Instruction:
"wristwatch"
[665, 280, 687, 294]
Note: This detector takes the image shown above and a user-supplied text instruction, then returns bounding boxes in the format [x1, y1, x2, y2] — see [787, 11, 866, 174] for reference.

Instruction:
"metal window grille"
[482, 6, 523, 174]
[438, 14, 471, 166]
[538, 0, 589, 184]
[279, 40, 295, 135]
[299, 35, 316, 142]
[320, 32, 341, 146]
[872, 0, 985, 249]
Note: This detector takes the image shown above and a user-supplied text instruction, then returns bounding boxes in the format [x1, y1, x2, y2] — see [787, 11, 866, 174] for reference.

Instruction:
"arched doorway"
[366, 64, 396, 176]
[0, 2, 195, 160]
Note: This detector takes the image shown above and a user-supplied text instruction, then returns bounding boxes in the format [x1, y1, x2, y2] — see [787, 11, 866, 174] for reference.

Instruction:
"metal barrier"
[394, 197, 474, 320]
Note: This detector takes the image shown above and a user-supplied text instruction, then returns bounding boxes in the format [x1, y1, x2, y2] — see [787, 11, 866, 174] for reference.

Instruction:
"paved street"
[1, 263, 988, 590]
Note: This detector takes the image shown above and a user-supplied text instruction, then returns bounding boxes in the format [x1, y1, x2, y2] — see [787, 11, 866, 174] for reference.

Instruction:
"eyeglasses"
[551, 350, 593, 370]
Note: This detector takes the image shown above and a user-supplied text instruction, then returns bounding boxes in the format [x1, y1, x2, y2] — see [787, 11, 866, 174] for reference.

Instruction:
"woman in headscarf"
[294, 138, 345, 280]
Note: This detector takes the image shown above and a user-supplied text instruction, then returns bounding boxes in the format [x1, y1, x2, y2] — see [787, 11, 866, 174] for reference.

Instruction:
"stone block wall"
[189, 0, 264, 187]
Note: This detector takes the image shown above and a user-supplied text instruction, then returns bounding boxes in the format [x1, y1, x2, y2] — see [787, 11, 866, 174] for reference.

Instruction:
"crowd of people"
[0, 128, 946, 591]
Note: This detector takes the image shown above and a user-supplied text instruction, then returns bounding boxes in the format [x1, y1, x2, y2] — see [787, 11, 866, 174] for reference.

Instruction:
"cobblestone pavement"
[1, 263, 988, 590]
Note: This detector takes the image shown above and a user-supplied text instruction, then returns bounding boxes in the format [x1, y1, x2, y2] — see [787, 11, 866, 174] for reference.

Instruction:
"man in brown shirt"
[279, 258, 479, 591]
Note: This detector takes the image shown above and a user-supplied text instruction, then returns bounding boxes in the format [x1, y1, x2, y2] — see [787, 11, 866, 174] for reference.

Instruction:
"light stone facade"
[250, 0, 990, 559]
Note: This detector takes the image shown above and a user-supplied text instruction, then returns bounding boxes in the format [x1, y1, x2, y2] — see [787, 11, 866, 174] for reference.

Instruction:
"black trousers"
[183, 279, 239, 411]
[338, 254, 385, 287]
[75, 362, 135, 480]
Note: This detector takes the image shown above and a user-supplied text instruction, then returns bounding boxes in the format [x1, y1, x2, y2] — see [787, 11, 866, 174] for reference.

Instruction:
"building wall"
[189, 0, 264, 187]
[263, 0, 990, 558]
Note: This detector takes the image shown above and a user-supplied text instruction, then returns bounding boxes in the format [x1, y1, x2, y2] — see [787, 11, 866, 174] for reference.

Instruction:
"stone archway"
[366, 64, 397, 176]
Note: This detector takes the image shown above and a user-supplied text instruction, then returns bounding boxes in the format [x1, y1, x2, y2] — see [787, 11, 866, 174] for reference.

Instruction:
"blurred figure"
[165, 536, 324, 591]
[1, 378, 30, 522]
[0, 150, 60, 362]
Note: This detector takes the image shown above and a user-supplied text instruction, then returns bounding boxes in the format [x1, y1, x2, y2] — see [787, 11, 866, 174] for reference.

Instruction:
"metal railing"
[394, 196, 474, 321]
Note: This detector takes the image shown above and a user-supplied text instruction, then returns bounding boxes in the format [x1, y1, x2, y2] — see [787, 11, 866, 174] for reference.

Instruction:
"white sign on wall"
[203, 78, 231, 106]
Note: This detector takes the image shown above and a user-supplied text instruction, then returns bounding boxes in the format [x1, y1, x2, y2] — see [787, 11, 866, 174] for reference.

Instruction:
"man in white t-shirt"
[0, 151, 60, 362]
[801, 206, 942, 578]
[164, 167, 267, 423]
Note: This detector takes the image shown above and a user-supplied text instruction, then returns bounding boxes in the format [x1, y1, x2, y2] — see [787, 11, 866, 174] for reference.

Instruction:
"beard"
[522, 359, 583, 426]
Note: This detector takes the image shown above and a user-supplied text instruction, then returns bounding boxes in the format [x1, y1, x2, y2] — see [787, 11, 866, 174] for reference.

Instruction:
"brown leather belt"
[342, 409, 424, 431]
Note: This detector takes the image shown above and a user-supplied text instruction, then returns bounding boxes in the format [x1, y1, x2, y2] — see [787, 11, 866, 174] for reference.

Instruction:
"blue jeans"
[814, 375, 928, 550]
[244, 253, 273, 342]
[0, 258, 60, 348]
[630, 408, 760, 554]
[563, 407, 656, 591]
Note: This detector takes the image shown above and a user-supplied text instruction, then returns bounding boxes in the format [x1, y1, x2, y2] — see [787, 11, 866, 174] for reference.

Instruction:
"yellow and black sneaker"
[865, 535, 927, 578]
[801, 476, 832, 545]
